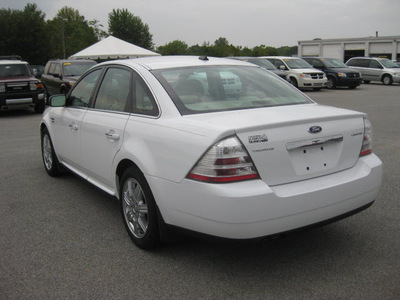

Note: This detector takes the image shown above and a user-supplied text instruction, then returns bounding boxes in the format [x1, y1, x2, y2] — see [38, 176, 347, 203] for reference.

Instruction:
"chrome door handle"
[105, 131, 120, 140]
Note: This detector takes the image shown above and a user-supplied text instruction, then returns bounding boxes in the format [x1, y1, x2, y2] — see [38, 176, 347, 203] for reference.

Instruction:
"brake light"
[188, 136, 259, 183]
[360, 118, 373, 156]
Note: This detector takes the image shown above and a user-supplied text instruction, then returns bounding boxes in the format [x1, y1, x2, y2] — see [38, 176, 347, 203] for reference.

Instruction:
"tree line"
[0, 3, 297, 65]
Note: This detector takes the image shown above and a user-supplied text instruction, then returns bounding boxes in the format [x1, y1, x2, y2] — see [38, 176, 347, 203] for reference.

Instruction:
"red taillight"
[187, 136, 259, 183]
[360, 118, 373, 157]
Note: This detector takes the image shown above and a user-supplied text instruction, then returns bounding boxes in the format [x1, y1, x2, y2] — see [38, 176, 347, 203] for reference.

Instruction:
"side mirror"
[279, 65, 286, 70]
[49, 94, 66, 107]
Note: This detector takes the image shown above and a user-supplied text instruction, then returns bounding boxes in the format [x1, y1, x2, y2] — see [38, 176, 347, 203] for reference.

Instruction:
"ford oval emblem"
[308, 126, 322, 134]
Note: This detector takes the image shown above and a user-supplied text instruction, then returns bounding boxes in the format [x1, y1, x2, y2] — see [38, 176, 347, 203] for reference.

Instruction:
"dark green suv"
[41, 59, 96, 96]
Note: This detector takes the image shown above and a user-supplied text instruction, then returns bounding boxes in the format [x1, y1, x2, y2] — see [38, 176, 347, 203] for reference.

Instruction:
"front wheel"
[289, 77, 298, 88]
[326, 77, 336, 89]
[120, 167, 161, 249]
[382, 75, 393, 85]
[34, 101, 45, 114]
[41, 128, 64, 176]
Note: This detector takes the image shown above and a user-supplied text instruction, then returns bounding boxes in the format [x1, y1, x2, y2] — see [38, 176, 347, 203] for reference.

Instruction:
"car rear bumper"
[148, 153, 382, 239]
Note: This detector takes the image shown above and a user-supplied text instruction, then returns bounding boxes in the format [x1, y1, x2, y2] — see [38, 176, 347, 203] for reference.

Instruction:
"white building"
[298, 35, 400, 62]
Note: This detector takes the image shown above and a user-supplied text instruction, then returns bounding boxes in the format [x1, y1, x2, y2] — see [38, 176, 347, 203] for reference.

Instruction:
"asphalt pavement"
[0, 83, 399, 299]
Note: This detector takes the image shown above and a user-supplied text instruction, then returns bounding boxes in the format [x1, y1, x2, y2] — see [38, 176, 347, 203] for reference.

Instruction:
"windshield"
[152, 65, 312, 115]
[322, 58, 348, 68]
[0, 64, 32, 77]
[246, 59, 277, 70]
[379, 58, 400, 68]
[63, 62, 96, 76]
[285, 59, 313, 69]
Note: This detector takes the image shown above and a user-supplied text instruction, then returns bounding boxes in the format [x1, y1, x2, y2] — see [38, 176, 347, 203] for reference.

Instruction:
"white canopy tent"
[69, 36, 160, 60]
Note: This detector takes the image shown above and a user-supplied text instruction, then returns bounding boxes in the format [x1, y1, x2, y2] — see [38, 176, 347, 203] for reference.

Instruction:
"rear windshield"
[0, 63, 31, 77]
[152, 65, 312, 115]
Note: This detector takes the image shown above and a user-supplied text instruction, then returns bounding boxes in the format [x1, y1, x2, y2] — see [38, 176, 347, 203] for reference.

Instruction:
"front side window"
[153, 65, 312, 115]
[369, 60, 382, 68]
[94, 68, 131, 112]
[68, 69, 102, 107]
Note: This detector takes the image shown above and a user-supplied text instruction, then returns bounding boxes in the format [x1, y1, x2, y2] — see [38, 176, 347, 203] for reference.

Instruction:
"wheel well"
[116, 159, 142, 198]
[382, 73, 392, 79]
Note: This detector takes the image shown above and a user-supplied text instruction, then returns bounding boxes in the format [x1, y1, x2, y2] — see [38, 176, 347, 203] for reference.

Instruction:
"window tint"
[358, 59, 370, 67]
[68, 69, 102, 107]
[94, 68, 131, 112]
[312, 59, 324, 68]
[54, 63, 61, 75]
[369, 60, 381, 68]
[48, 63, 56, 75]
[132, 73, 159, 116]
[153, 65, 311, 115]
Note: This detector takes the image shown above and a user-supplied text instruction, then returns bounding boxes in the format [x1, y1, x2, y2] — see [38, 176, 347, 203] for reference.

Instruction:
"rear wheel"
[382, 75, 393, 85]
[120, 167, 161, 249]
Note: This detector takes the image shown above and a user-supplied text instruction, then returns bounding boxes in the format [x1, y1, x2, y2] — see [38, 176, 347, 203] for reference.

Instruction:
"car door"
[51, 68, 102, 172]
[79, 67, 132, 193]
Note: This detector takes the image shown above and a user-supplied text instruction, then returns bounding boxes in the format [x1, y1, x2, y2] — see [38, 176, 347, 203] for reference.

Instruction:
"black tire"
[34, 101, 45, 114]
[326, 77, 336, 89]
[289, 77, 298, 88]
[313, 88, 322, 91]
[348, 85, 357, 89]
[41, 128, 64, 176]
[120, 167, 161, 249]
[382, 75, 393, 85]
[363, 80, 371, 84]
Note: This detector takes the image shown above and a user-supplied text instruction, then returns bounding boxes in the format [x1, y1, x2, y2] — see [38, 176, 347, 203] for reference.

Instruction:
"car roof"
[97, 56, 255, 70]
[0, 60, 28, 65]
[262, 56, 300, 60]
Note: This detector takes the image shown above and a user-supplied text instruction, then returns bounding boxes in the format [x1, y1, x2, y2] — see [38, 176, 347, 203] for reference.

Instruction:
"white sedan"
[40, 56, 382, 249]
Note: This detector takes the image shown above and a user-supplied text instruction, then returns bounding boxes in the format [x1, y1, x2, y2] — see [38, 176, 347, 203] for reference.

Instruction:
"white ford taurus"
[40, 56, 382, 249]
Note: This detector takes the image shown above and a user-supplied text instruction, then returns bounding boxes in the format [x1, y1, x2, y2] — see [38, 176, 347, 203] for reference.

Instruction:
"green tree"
[0, 3, 47, 64]
[157, 40, 188, 55]
[108, 9, 153, 50]
[46, 7, 98, 59]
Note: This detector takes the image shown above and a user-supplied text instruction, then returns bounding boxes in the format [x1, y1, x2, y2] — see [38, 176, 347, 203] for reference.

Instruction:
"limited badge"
[248, 134, 269, 144]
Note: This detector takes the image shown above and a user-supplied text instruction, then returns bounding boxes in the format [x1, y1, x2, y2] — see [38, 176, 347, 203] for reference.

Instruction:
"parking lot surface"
[0, 83, 399, 299]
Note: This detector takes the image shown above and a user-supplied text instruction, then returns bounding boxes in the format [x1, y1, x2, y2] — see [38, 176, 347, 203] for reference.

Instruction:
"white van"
[263, 56, 327, 90]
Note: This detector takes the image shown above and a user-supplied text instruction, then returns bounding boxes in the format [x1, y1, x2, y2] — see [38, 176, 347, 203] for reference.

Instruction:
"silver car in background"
[346, 57, 400, 85]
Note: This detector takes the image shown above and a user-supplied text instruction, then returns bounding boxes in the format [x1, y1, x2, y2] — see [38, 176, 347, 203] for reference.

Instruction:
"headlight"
[68, 81, 75, 87]
[300, 73, 311, 78]
[30, 83, 37, 90]
[338, 73, 347, 77]
[0, 84, 5, 93]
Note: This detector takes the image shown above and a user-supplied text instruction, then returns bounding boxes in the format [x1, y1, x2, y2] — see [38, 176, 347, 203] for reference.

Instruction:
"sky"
[2, 0, 400, 48]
